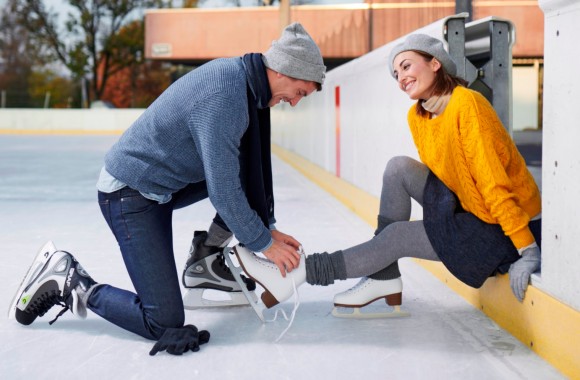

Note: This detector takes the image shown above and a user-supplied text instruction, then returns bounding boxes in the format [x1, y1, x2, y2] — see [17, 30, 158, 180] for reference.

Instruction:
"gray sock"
[80, 283, 102, 308]
[369, 262, 401, 280]
[305, 251, 347, 286]
[206, 222, 233, 247]
[369, 215, 401, 280]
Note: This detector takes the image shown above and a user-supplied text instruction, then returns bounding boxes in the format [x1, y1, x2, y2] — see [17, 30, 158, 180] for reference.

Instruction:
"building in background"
[144, 0, 544, 131]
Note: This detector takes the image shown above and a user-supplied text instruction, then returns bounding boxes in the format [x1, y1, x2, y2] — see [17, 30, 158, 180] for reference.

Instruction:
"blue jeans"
[92, 182, 212, 340]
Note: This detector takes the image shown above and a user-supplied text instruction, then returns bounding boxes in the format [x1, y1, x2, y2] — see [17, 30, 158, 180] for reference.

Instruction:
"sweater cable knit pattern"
[408, 86, 541, 249]
[104, 57, 272, 252]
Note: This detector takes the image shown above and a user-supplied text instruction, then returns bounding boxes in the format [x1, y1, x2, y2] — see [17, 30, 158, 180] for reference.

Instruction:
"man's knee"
[147, 312, 185, 340]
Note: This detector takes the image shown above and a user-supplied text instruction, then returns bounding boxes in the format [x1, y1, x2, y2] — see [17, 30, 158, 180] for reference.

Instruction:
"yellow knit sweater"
[408, 86, 541, 249]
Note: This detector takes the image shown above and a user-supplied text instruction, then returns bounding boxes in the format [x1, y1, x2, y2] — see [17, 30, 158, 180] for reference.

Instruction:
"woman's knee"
[384, 156, 415, 180]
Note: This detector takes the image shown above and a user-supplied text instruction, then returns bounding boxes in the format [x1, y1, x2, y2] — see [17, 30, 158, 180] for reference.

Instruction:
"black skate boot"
[182, 231, 256, 308]
[9, 241, 97, 325]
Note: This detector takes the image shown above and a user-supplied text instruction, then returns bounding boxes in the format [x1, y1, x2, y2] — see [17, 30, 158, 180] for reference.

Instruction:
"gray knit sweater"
[103, 57, 272, 252]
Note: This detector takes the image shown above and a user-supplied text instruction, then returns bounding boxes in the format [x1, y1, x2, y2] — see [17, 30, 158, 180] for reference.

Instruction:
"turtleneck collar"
[421, 94, 451, 117]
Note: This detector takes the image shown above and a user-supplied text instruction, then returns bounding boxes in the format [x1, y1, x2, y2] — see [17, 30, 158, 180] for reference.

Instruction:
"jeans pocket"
[99, 195, 125, 243]
[120, 193, 156, 215]
[98, 195, 113, 230]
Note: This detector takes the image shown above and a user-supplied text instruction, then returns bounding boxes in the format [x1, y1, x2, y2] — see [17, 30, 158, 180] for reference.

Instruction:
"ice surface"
[0, 135, 563, 379]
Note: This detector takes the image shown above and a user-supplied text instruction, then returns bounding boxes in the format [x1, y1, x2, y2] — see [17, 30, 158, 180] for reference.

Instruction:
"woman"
[234, 34, 542, 315]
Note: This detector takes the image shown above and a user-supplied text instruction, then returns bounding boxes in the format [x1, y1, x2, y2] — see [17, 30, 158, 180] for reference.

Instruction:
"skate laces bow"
[266, 246, 304, 342]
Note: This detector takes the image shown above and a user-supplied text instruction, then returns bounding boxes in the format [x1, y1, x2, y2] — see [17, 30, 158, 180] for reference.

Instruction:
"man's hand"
[271, 230, 300, 249]
[509, 245, 541, 302]
[263, 230, 302, 277]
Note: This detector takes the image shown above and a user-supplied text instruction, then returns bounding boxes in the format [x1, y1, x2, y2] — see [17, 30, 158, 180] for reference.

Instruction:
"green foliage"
[0, 0, 34, 107]
[9, 0, 174, 102]
[28, 69, 78, 108]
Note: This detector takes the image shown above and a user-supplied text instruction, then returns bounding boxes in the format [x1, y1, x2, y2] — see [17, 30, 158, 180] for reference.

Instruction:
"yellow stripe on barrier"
[272, 143, 580, 379]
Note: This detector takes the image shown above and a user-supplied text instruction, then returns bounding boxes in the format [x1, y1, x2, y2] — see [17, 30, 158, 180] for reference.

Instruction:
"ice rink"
[0, 135, 563, 379]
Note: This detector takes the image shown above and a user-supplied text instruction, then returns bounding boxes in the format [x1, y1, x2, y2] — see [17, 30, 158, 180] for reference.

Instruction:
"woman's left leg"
[342, 220, 439, 278]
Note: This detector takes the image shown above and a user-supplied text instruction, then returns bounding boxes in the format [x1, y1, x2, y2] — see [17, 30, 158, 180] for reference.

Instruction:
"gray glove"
[508, 245, 541, 302]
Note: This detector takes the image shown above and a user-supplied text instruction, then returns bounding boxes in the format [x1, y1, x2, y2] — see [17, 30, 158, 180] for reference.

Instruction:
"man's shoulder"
[196, 57, 245, 79]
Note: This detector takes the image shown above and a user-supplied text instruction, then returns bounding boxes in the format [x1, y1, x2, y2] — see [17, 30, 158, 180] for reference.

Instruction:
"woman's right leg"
[368, 156, 430, 282]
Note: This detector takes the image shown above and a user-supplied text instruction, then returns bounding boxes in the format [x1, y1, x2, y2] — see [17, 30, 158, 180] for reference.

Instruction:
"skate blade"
[8, 241, 58, 319]
[331, 305, 411, 319]
[183, 288, 258, 309]
[223, 247, 266, 322]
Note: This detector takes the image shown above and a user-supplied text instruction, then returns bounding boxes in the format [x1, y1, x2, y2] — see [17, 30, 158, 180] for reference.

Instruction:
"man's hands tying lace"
[263, 230, 302, 277]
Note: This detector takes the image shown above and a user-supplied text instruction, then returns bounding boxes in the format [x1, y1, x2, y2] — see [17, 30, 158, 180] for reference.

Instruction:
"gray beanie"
[388, 34, 456, 78]
[262, 22, 326, 85]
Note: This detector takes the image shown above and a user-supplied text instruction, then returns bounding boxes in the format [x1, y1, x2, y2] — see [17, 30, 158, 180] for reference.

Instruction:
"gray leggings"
[343, 156, 440, 278]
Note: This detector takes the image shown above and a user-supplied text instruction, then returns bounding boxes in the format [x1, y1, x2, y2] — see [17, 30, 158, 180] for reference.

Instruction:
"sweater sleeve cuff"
[244, 228, 273, 253]
[509, 227, 536, 250]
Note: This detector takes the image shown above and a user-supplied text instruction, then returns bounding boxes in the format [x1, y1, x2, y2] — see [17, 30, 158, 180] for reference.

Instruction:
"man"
[9, 22, 326, 355]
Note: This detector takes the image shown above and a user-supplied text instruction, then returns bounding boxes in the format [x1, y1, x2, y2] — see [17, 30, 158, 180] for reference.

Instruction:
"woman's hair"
[413, 51, 468, 117]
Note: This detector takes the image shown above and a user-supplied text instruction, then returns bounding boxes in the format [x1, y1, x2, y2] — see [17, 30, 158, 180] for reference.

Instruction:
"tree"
[10, 0, 172, 104]
[28, 69, 77, 108]
[100, 20, 171, 108]
[0, 0, 36, 106]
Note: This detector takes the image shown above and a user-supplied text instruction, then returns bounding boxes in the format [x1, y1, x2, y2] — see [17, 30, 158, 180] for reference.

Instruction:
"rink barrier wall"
[0, 109, 144, 134]
[272, 144, 579, 379]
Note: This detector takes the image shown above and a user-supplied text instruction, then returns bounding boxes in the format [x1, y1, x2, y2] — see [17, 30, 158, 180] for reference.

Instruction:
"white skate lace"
[265, 276, 300, 342]
[347, 277, 370, 294]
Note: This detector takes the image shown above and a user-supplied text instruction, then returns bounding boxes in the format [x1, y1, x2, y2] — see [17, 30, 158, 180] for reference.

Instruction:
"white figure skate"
[223, 246, 267, 322]
[227, 245, 307, 322]
[332, 277, 410, 319]
[182, 231, 257, 309]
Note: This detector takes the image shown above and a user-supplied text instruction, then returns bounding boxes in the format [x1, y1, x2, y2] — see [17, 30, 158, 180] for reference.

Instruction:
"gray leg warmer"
[305, 251, 347, 286]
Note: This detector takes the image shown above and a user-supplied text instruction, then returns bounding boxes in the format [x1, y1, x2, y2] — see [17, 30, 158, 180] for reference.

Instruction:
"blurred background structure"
[0, 0, 544, 133]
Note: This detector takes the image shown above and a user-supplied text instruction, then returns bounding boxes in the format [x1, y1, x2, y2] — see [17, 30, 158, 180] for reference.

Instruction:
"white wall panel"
[539, 0, 580, 310]
[0, 109, 144, 132]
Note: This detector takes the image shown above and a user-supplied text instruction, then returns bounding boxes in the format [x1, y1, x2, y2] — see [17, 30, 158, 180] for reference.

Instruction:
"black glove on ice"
[149, 325, 210, 356]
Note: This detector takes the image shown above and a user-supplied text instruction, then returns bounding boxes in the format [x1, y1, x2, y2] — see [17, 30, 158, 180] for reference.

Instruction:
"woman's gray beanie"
[262, 22, 326, 85]
[388, 34, 457, 78]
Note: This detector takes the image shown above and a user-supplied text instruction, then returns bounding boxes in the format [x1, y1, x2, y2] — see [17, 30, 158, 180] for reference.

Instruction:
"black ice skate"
[182, 231, 257, 309]
[8, 241, 97, 325]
